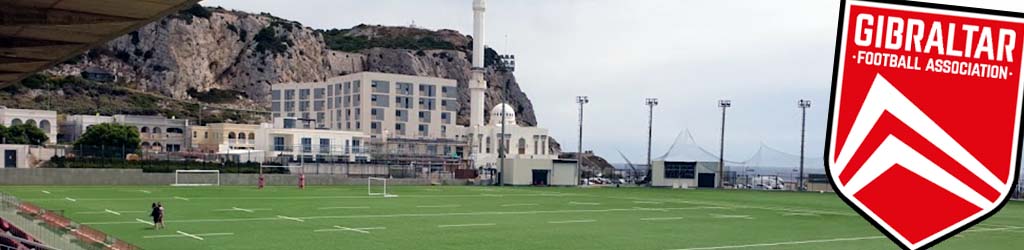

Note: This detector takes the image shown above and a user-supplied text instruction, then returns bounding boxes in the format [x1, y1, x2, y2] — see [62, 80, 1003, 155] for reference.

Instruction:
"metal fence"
[1, 192, 139, 250]
[46, 144, 466, 180]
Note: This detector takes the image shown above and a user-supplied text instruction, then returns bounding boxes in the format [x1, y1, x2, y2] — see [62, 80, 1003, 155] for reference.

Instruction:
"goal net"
[368, 177, 397, 198]
[173, 170, 221, 186]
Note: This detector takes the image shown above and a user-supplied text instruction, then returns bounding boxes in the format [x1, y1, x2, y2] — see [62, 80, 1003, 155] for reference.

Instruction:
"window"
[418, 111, 431, 123]
[518, 138, 527, 155]
[372, 94, 390, 107]
[272, 102, 281, 112]
[284, 89, 295, 100]
[396, 109, 408, 122]
[372, 108, 384, 121]
[271, 90, 282, 100]
[397, 82, 413, 95]
[418, 124, 428, 137]
[314, 88, 325, 99]
[274, 137, 285, 151]
[664, 162, 696, 179]
[299, 89, 311, 100]
[352, 81, 360, 93]
[419, 84, 436, 97]
[320, 138, 330, 154]
[485, 136, 492, 153]
[301, 138, 312, 153]
[372, 80, 389, 93]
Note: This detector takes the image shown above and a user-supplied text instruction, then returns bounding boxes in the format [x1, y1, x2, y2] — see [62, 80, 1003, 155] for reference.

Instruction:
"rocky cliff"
[42, 5, 539, 129]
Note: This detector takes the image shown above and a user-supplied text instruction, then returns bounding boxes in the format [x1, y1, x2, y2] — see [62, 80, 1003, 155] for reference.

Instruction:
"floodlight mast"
[718, 99, 731, 189]
[645, 98, 659, 183]
[798, 99, 811, 191]
[576, 96, 589, 185]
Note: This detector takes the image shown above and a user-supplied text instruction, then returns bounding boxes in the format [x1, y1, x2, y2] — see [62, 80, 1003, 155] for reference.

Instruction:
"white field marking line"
[608, 196, 857, 216]
[176, 231, 204, 241]
[641, 217, 684, 221]
[782, 212, 821, 217]
[104, 209, 121, 216]
[710, 214, 754, 220]
[317, 206, 371, 210]
[481, 193, 503, 197]
[173, 196, 189, 201]
[437, 223, 496, 228]
[633, 207, 668, 212]
[416, 204, 461, 208]
[145, 232, 233, 239]
[82, 206, 729, 225]
[139, 190, 151, 194]
[64, 197, 76, 202]
[30, 193, 579, 202]
[136, 218, 154, 226]
[277, 215, 304, 222]
[548, 219, 596, 224]
[79, 210, 146, 215]
[666, 236, 887, 250]
[569, 201, 600, 205]
[314, 226, 386, 233]
[500, 203, 539, 207]
[232, 207, 255, 213]
[633, 201, 662, 204]
[41, 190, 50, 194]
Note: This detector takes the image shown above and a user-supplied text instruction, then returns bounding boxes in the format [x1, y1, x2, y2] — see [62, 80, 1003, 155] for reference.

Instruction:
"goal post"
[368, 177, 398, 198]
[172, 170, 221, 186]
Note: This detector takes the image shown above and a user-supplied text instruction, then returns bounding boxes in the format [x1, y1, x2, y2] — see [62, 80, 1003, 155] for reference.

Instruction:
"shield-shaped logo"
[828, 0, 1024, 249]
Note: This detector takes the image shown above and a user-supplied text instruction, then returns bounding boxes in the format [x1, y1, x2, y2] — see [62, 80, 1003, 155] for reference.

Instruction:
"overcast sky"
[201, 0, 1024, 165]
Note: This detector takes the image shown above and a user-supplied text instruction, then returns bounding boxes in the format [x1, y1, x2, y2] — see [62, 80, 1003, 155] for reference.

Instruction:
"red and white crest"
[828, 0, 1024, 249]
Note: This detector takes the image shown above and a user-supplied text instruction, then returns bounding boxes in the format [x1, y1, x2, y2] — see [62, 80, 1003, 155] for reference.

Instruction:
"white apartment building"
[271, 72, 460, 140]
[0, 107, 58, 144]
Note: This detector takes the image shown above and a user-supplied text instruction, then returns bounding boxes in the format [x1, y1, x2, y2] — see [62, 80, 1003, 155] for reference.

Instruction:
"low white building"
[500, 158, 577, 186]
[0, 107, 58, 145]
[256, 120, 371, 163]
[650, 160, 720, 188]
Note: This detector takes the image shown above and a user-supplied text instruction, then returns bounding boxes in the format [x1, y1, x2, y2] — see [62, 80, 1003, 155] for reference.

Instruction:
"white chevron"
[844, 135, 991, 208]
[833, 74, 1006, 192]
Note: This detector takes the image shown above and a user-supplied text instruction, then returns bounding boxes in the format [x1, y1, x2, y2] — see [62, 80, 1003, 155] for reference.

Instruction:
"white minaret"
[469, 0, 487, 127]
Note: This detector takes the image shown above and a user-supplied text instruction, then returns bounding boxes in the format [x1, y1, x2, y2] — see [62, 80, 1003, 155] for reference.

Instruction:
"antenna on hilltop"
[409, 20, 417, 28]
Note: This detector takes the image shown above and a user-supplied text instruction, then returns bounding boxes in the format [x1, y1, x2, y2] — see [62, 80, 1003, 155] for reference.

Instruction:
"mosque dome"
[489, 103, 516, 126]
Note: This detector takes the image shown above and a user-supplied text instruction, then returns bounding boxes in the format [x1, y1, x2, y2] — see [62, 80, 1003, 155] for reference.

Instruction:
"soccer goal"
[368, 177, 398, 198]
[172, 170, 221, 186]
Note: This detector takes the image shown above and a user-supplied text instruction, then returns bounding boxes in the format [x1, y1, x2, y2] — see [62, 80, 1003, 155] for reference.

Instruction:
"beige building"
[188, 123, 261, 153]
[0, 107, 58, 145]
[500, 158, 577, 186]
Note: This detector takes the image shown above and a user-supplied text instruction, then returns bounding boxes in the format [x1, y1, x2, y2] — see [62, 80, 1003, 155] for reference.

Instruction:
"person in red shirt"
[298, 174, 305, 189]
[258, 174, 265, 189]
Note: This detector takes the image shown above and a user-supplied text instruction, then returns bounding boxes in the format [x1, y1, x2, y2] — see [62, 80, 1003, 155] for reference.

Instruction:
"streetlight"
[798, 99, 811, 191]
[645, 98, 658, 182]
[576, 96, 589, 185]
[718, 99, 731, 189]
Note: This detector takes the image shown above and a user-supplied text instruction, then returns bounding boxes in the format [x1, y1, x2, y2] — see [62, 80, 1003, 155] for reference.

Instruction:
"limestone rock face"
[45, 6, 539, 127]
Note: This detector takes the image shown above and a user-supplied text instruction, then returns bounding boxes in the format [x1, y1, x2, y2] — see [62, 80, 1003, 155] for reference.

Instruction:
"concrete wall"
[501, 158, 576, 186]
[0, 168, 446, 186]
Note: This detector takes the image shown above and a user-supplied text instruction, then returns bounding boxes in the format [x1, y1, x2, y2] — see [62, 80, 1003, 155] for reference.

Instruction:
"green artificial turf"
[1, 185, 1022, 250]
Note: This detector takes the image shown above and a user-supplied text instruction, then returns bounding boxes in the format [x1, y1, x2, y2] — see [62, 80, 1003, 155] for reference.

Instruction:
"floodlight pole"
[718, 99, 731, 189]
[498, 81, 509, 186]
[798, 99, 811, 191]
[576, 96, 589, 186]
[645, 98, 658, 180]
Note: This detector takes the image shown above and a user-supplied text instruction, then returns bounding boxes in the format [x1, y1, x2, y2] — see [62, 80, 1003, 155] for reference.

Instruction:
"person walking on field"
[155, 202, 165, 229]
[149, 203, 159, 229]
